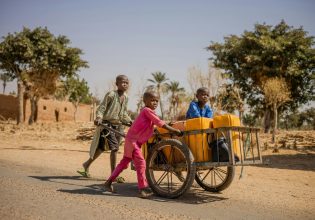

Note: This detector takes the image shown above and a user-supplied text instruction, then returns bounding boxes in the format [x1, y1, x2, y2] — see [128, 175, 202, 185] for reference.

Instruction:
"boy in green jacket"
[77, 75, 132, 182]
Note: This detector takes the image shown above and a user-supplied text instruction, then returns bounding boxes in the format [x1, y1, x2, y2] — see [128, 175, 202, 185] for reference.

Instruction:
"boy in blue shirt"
[171, 87, 213, 182]
[186, 87, 213, 119]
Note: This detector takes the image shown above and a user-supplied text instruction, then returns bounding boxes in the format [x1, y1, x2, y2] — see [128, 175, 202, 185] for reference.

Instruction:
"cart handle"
[99, 123, 126, 138]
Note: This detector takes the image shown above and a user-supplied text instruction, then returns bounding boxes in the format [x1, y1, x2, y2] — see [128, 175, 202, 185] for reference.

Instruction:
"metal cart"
[144, 126, 263, 198]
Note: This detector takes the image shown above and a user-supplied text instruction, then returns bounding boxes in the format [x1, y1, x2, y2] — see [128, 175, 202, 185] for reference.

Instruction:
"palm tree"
[147, 72, 169, 119]
[166, 81, 185, 119]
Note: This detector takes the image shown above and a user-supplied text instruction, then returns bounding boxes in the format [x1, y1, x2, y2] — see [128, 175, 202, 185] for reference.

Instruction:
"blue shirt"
[186, 101, 213, 119]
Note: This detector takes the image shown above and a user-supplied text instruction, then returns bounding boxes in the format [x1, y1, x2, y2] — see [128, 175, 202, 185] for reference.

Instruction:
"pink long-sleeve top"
[126, 107, 165, 145]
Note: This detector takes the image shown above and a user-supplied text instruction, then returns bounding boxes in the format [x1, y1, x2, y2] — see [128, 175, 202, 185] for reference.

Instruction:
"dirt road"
[0, 123, 314, 219]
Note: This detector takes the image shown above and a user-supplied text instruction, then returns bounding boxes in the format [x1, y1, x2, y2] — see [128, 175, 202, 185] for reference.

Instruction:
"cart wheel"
[146, 139, 196, 198]
[195, 166, 235, 192]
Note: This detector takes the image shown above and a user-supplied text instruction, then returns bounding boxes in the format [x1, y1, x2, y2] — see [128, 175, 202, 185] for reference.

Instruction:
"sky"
[0, 0, 314, 111]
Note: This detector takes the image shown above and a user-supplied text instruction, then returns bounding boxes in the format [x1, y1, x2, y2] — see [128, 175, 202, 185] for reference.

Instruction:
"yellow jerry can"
[157, 121, 186, 163]
[184, 117, 213, 162]
[141, 121, 186, 160]
[213, 114, 241, 159]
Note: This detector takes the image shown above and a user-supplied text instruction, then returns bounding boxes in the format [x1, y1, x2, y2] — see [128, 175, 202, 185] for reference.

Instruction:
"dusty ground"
[0, 122, 314, 220]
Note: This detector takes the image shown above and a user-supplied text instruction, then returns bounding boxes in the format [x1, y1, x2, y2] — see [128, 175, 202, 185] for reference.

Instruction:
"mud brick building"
[0, 94, 94, 122]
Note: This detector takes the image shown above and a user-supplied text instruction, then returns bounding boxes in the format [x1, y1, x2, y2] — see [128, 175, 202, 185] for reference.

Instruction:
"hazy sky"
[1, 0, 314, 111]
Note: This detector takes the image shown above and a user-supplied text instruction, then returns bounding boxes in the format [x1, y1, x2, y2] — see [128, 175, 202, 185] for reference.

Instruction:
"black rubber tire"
[146, 139, 196, 198]
[195, 166, 235, 192]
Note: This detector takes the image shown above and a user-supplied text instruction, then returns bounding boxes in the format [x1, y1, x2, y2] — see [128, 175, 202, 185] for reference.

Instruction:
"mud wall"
[0, 94, 18, 120]
[0, 94, 93, 122]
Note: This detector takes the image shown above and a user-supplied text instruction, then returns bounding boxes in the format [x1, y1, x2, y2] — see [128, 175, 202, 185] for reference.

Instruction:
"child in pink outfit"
[104, 90, 181, 198]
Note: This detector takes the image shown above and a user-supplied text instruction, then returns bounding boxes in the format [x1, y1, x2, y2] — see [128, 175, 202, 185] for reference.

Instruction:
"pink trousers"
[108, 143, 148, 189]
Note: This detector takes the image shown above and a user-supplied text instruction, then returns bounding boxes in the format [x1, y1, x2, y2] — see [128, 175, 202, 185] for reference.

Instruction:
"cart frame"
[145, 126, 262, 198]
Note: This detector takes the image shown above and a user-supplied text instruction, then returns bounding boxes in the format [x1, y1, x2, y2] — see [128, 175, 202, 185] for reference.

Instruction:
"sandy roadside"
[0, 122, 314, 219]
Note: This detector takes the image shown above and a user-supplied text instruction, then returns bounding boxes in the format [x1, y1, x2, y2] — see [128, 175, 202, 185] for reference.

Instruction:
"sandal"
[115, 176, 125, 183]
[77, 169, 91, 178]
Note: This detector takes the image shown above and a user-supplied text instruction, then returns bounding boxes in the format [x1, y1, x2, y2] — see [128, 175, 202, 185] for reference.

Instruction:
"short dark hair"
[116, 75, 128, 82]
[143, 90, 158, 102]
[196, 87, 209, 95]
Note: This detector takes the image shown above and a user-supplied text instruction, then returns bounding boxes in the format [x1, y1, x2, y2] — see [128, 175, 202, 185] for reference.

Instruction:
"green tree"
[279, 108, 315, 130]
[299, 107, 315, 129]
[147, 71, 169, 119]
[165, 81, 185, 120]
[242, 113, 257, 127]
[61, 75, 92, 122]
[0, 27, 88, 124]
[217, 84, 245, 120]
[207, 20, 315, 132]
[279, 110, 300, 130]
[305, 108, 315, 130]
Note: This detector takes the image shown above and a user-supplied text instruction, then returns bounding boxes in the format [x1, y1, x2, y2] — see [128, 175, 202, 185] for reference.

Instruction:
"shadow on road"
[30, 175, 110, 196]
[151, 186, 228, 205]
[59, 182, 139, 197]
[30, 175, 228, 204]
[58, 184, 107, 195]
[30, 175, 105, 182]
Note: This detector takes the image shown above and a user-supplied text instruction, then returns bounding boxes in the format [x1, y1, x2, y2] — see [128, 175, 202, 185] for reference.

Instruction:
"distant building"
[0, 94, 95, 122]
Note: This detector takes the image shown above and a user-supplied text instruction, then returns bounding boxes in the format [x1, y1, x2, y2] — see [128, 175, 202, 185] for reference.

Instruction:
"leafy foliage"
[54, 75, 92, 122]
[0, 27, 88, 79]
[62, 75, 92, 105]
[279, 108, 315, 130]
[0, 27, 88, 124]
[242, 113, 257, 127]
[208, 20, 315, 112]
[216, 84, 245, 117]
[298, 107, 315, 129]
